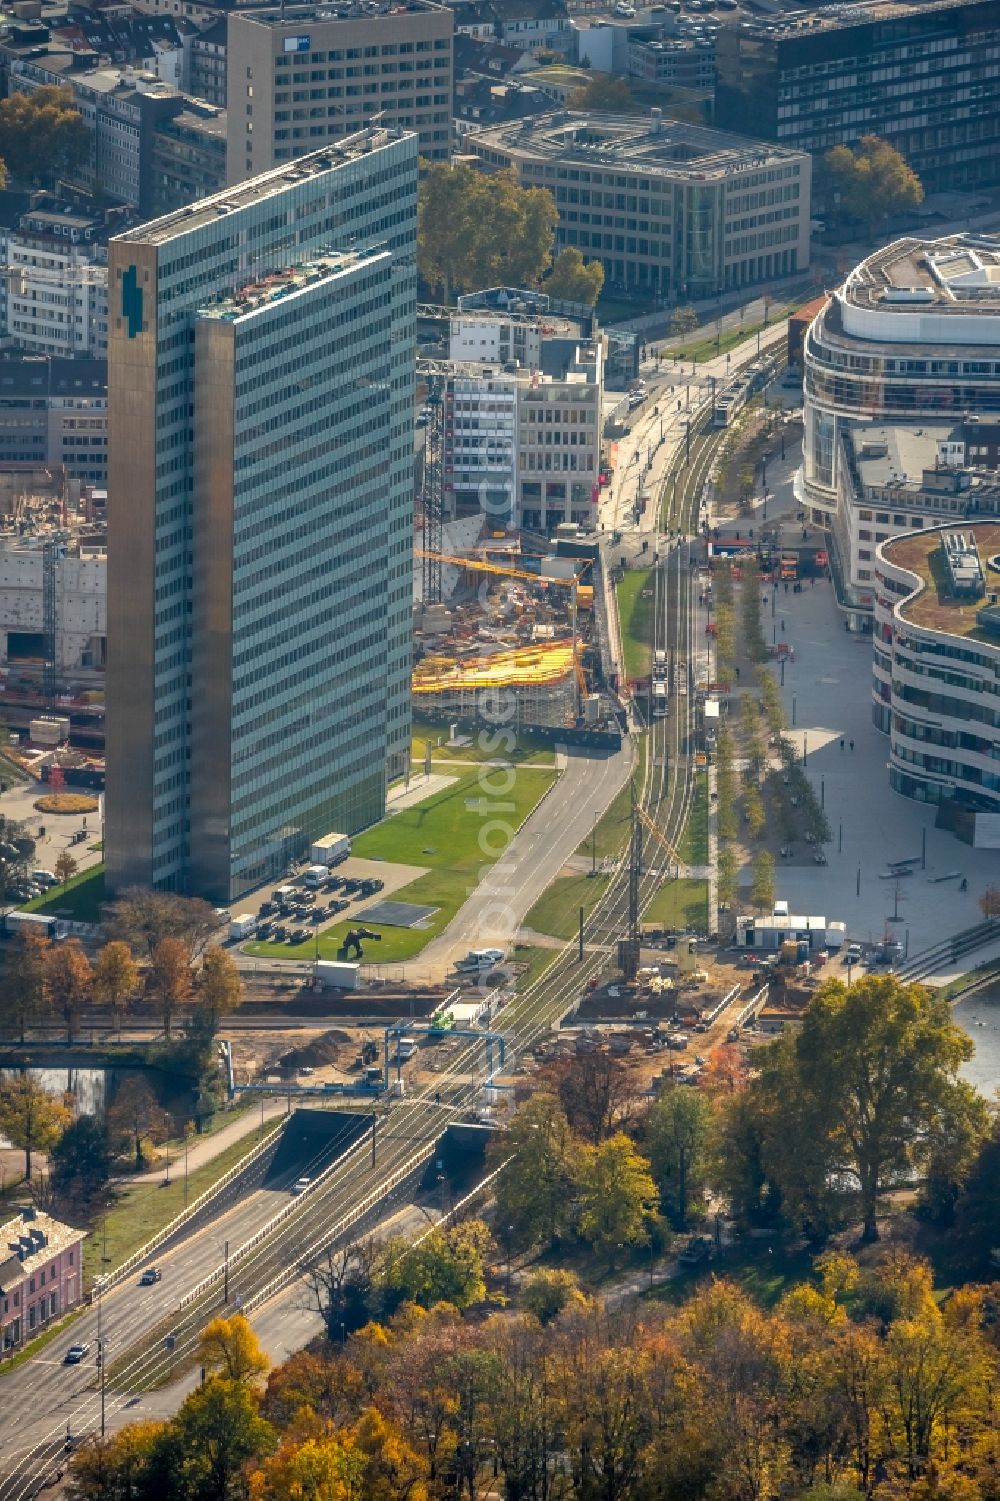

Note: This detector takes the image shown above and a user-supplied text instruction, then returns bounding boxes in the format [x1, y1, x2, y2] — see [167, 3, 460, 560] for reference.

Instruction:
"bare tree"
[535, 1051, 640, 1145]
[103, 886, 218, 958]
[299, 1238, 378, 1342]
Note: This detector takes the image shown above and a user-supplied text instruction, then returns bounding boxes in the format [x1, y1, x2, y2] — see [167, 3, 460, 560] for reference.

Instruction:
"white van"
[456, 947, 504, 972]
[303, 865, 329, 889]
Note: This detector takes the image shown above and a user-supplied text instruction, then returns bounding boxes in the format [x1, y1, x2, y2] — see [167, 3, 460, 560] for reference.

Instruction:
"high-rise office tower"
[226, 1, 453, 184]
[106, 130, 416, 901]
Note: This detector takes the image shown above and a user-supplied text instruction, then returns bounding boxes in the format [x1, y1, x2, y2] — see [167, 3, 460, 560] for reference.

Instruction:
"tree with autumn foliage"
[91, 940, 140, 1037]
[0, 86, 89, 188]
[823, 135, 923, 233]
[146, 936, 193, 1038]
[44, 937, 92, 1043]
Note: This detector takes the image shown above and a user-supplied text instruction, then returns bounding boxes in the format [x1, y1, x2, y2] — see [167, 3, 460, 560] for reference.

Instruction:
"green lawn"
[648, 1239, 817, 1309]
[643, 878, 710, 933]
[678, 773, 708, 865]
[22, 863, 105, 922]
[524, 873, 610, 941]
[664, 320, 769, 366]
[575, 770, 637, 863]
[410, 717, 555, 766]
[245, 766, 556, 964]
[83, 1123, 280, 1287]
[616, 569, 655, 682]
[511, 943, 561, 992]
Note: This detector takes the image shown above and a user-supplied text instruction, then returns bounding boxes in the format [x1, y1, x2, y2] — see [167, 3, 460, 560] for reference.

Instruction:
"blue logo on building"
[122, 264, 143, 338]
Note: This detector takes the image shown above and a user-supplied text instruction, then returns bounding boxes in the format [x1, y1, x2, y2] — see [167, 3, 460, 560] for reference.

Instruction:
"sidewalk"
[121, 1099, 287, 1184]
[755, 485, 998, 952]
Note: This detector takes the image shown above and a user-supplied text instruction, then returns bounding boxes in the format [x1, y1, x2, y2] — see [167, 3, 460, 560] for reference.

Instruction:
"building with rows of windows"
[873, 521, 1000, 847]
[833, 419, 1000, 631]
[225, 0, 453, 182]
[466, 110, 811, 299]
[799, 234, 1000, 526]
[106, 131, 417, 900]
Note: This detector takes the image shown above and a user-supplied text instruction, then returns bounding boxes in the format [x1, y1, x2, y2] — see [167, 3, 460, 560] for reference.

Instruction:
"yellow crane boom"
[635, 805, 685, 868]
[414, 550, 582, 586]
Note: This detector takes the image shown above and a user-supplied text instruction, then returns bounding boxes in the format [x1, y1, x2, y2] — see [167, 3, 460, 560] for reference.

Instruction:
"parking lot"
[237, 854, 430, 957]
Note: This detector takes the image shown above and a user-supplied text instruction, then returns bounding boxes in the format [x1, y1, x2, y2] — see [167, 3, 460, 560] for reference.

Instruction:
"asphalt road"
[0, 1119, 355, 1476]
[391, 742, 635, 979]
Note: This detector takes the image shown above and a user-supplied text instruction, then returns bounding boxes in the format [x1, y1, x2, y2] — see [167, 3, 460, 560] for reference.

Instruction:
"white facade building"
[0, 534, 106, 684]
[800, 234, 1000, 525]
[4, 205, 110, 359]
[439, 311, 603, 530]
[872, 521, 1000, 844]
[834, 422, 1000, 630]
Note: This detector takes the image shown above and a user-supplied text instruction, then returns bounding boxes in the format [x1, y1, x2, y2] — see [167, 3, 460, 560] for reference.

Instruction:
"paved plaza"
[758, 537, 998, 965]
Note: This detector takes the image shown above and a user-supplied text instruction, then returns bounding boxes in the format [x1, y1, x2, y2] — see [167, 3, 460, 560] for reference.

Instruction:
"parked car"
[139, 1267, 161, 1285]
[272, 925, 287, 941]
[65, 1343, 91, 1364]
[310, 909, 325, 924]
[31, 870, 57, 887]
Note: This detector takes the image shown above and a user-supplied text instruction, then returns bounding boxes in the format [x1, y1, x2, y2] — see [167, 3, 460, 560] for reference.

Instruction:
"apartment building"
[0, 196, 131, 360]
[466, 110, 810, 298]
[873, 521, 1000, 843]
[225, 1, 452, 183]
[106, 132, 417, 900]
[0, 1210, 86, 1352]
[799, 234, 1000, 523]
[716, 0, 1000, 195]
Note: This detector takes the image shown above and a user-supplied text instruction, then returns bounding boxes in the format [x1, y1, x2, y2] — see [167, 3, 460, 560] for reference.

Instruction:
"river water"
[954, 992, 1000, 1098]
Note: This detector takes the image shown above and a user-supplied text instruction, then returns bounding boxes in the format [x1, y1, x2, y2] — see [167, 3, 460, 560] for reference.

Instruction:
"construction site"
[412, 536, 620, 734]
[0, 468, 106, 770]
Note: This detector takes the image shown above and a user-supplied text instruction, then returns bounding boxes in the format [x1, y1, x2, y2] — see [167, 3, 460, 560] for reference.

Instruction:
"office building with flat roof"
[873, 521, 1000, 844]
[225, 0, 452, 183]
[466, 111, 811, 298]
[834, 420, 1000, 630]
[800, 233, 1000, 522]
[716, 0, 1000, 195]
[106, 130, 417, 900]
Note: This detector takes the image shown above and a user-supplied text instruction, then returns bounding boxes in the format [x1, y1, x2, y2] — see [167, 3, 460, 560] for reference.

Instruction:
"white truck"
[229, 914, 256, 941]
[310, 832, 351, 867]
[303, 865, 330, 889]
[314, 960, 360, 991]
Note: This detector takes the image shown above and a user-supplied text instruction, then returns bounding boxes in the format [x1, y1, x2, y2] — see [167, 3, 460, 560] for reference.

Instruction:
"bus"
[652, 681, 669, 718]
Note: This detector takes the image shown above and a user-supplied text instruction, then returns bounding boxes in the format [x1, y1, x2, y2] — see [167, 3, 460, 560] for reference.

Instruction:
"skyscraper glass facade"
[106, 132, 416, 899]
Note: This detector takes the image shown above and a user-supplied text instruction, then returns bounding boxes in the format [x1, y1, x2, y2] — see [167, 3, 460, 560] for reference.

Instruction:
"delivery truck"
[310, 832, 351, 867]
[229, 914, 257, 941]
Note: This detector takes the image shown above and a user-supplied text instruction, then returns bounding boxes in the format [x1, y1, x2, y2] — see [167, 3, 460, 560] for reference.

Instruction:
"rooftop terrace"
[882, 522, 1000, 642]
[845, 233, 1000, 314]
[197, 244, 386, 321]
[735, 0, 993, 41]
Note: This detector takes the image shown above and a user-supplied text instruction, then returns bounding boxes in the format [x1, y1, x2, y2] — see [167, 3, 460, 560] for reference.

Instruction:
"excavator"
[340, 928, 382, 959]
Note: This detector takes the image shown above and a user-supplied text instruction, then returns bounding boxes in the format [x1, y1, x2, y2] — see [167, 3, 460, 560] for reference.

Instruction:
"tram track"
[0, 364, 738, 1501]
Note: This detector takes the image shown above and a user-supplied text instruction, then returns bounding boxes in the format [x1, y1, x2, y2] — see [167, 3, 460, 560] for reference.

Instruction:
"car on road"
[299, 1066, 314, 1076]
[31, 870, 57, 887]
[65, 1343, 91, 1364]
[843, 944, 863, 964]
[291, 1177, 311, 1195]
[139, 1267, 161, 1285]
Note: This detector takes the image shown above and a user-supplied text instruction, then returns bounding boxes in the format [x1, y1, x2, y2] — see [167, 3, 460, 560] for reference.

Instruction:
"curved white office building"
[800, 234, 1000, 522]
[873, 522, 1000, 845]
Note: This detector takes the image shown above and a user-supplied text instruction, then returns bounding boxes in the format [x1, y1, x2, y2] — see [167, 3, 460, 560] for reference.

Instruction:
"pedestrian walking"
[840, 738, 845, 752]
[781, 620, 785, 633]
[849, 739, 855, 752]
[784, 581, 789, 593]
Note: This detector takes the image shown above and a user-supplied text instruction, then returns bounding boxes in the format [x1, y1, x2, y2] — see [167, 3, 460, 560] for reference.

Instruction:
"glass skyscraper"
[106, 131, 416, 901]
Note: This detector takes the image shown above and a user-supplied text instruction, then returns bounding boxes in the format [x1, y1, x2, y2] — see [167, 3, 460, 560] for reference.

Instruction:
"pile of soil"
[277, 1030, 350, 1072]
